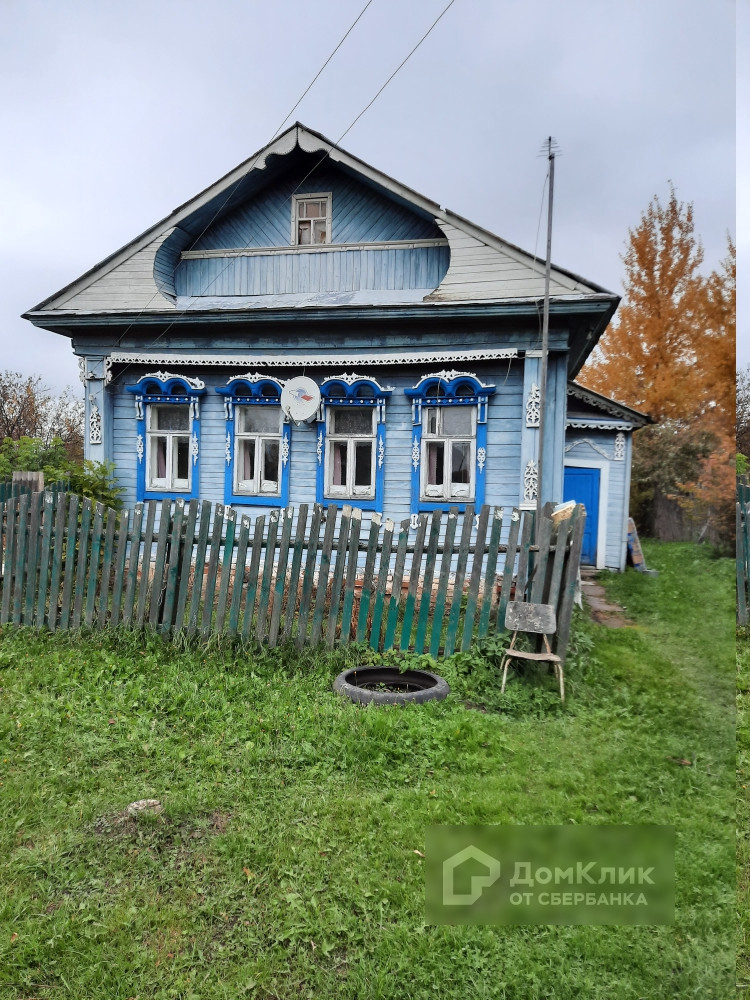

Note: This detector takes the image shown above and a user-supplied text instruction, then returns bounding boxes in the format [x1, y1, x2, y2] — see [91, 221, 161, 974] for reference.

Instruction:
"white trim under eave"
[564, 457, 610, 571]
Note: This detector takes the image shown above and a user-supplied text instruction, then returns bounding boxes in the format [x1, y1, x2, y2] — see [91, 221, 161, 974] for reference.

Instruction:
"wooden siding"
[564, 429, 629, 570]
[190, 165, 442, 251]
[110, 363, 525, 526]
[427, 221, 587, 302]
[175, 245, 449, 298]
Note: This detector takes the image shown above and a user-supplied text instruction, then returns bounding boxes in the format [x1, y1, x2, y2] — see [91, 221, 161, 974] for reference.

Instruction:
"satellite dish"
[281, 376, 321, 425]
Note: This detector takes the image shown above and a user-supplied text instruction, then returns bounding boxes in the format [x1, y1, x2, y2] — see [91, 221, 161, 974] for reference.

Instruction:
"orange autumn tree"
[580, 187, 734, 547]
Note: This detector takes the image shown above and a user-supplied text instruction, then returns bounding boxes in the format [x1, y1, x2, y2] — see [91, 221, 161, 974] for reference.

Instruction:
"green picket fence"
[0, 479, 68, 504]
[0, 493, 585, 659]
[738, 476, 749, 624]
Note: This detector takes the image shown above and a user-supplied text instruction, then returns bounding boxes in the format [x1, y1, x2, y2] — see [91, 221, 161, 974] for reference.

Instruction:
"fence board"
[356, 513, 382, 645]
[148, 501, 172, 627]
[514, 510, 534, 604]
[36, 494, 57, 627]
[269, 508, 294, 645]
[284, 505, 309, 642]
[1, 498, 17, 624]
[310, 506, 337, 646]
[369, 518, 394, 652]
[400, 513, 428, 651]
[84, 503, 105, 627]
[326, 506, 351, 648]
[160, 500, 185, 633]
[174, 500, 199, 631]
[384, 518, 411, 651]
[98, 508, 117, 627]
[242, 514, 266, 640]
[12, 494, 31, 626]
[296, 504, 323, 647]
[215, 508, 237, 634]
[555, 506, 586, 660]
[496, 509, 522, 635]
[228, 514, 251, 638]
[340, 509, 362, 646]
[135, 501, 157, 627]
[414, 510, 442, 654]
[122, 503, 144, 627]
[24, 493, 43, 624]
[443, 504, 475, 657]
[738, 503, 748, 626]
[257, 508, 280, 641]
[477, 507, 503, 638]
[461, 504, 490, 652]
[188, 501, 212, 636]
[429, 507, 459, 657]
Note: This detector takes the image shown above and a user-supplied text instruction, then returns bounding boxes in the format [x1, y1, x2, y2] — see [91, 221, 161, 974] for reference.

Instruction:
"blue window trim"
[316, 375, 392, 512]
[126, 374, 206, 502]
[404, 372, 496, 515]
[215, 376, 290, 507]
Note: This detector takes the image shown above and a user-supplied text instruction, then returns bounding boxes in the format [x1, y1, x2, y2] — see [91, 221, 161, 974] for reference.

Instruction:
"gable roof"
[567, 382, 651, 427]
[25, 123, 618, 322]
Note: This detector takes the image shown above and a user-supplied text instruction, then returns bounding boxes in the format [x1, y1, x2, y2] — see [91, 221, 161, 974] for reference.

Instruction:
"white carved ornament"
[378, 435, 385, 469]
[138, 371, 206, 390]
[320, 372, 394, 393]
[225, 432, 232, 465]
[526, 383, 541, 427]
[136, 434, 144, 463]
[614, 432, 626, 461]
[523, 459, 538, 503]
[477, 447, 486, 473]
[565, 438, 613, 460]
[88, 398, 102, 445]
[412, 436, 421, 470]
[316, 432, 323, 465]
[191, 432, 199, 465]
[281, 433, 290, 467]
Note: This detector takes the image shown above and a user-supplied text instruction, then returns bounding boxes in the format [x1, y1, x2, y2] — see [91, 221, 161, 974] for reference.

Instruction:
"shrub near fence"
[0, 493, 585, 660]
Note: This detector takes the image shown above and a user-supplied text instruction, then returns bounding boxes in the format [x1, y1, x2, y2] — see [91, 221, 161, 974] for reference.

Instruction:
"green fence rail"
[0, 493, 585, 659]
[0, 479, 68, 504]
[738, 476, 749, 624]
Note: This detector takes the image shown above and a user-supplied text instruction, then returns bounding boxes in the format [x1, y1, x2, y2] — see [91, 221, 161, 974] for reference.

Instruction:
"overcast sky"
[0, 0, 737, 392]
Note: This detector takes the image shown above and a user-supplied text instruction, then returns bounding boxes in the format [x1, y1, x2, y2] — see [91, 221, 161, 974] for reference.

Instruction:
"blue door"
[563, 467, 600, 565]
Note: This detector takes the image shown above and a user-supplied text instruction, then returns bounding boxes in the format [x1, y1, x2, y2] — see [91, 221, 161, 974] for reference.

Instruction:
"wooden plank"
[545, 517, 571, 616]
[189, 500, 215, 636]
[148, 501, 172, 627]
[58, 495, 80, 632]
[256, 508, 281, 641]
[215, 507, 237, 634]
[12, 494, 31, 626]
[460, 504, 490, 652]
[413, 510, 442, 654]
[383, 518, 411, 652]
[0, 502, 6, 617]
[0, 499, 17, 624]
[355, 513, 382, 645]
[242, 514, 266, 640]
[97, 508, 117, 627]
[739, 504, 748, 625]
[84, 503, 105, 627]
[160, 499, 186, 634]
[227, 514, 251, 637]
[477, 507, 504, 638]
[428, 507, 459, 657]
[310, 505, 337, 646]
[496, 508, 522, 635]
[513, 510, 535, 603]
[174, 500, 199, 632]
[369, 518, 394, 651]
[71, 498, 93, 629]
[325, 505, 351, 648]
[529, 513, 553, 605]
[201, 503, 226, 636]
[283, 504, 309, 642]
[340, 508, 362, 647]
[35, 493, 56, 626]
[109, 508, 130, 627]
[295, 504, 324, 647]
[122, 502, 144, 627]
[268, 507, 294, 646]
[44, 494, 67, 630]
[443, 505, 475, 657]
[24, 492, 43, 624]
[135, 501, 157, 627]
[555, 505, 586, 661]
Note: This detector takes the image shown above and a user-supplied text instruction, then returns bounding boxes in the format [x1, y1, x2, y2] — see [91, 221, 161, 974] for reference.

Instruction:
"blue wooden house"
[24, 124, 645, 570]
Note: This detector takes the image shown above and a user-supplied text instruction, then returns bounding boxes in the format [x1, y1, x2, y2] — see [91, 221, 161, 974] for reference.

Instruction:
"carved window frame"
[291, 192, 332, 246]
[216, 375, 290, 507]
[126, 373, 206, 502]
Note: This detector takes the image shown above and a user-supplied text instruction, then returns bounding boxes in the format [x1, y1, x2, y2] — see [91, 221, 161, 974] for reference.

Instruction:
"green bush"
[0, 435, 123, 509]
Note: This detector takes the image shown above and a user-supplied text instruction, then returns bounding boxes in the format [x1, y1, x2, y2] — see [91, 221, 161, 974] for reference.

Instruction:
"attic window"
[292, 193, 331, 246]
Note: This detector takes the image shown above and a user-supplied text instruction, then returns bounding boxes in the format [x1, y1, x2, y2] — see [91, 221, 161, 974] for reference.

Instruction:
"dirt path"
[580, 568, 633, 628]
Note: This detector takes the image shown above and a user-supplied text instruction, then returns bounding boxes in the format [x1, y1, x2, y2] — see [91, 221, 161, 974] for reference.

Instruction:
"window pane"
[442, 407, 473, 436]
[312, 219, 327, 243]
[425, 407, 439, 436]
[332, 441, 347, 487]
[451, 442, 471, 484]
[331, 406, 373, 435]
[303, 201, 321, 218]
[426, 442, 444, 485]
[354, 442, 372, 487]
[153, 405, 189, 431]
[175, 436, 190, 482]
[298, 220, 311, 244]
[150, 436, 167, 481]
[262, 439, 280, 486]
[238, 439, 255, 483]
[238, 406, 281, 434]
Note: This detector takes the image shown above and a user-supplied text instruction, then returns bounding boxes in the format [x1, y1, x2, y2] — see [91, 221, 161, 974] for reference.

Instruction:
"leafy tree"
[0, 435, 123, 509]
[579, 188, 734, 549]
[0, 371, 83, 461]
[739, 365, 750, 460]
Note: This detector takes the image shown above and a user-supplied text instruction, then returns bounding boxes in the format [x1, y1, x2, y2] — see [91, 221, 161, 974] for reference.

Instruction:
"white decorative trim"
[136, 434, 144, 463]
[566, 420, 633, 431]
[410, 513, 420, 530]
[565, 437, 613, 460]
[523, 459, 538, 504]
[614, 432, 626, 461]
[224, 372, 286, 388]
[191, 432, 199, 465]
[409, 369, 496, 391]
[378, 434, 385, 469]
[104, 348, 518, 383]
[321, 372, 395, 392]
[181, 238, 449, 259]
[412, 436, 421, 471]
[78, 358, 87, 383]
[136, 370, 206, 390]
[225, 432, 231, 465]
[566, 383, 647, 423]
[281, 432, 290, 467]
[88, 397, 102, 445]
[525, 383, 541, 427]
[316, 431, 323, 466]
[477, 447, 486, 473]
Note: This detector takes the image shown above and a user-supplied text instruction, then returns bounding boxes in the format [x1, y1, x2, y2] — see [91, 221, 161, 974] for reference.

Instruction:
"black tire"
[332, 666, 450, 706]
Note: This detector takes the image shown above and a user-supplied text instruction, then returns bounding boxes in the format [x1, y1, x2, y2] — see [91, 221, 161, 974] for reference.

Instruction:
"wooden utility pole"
[536, 137, 557, 522]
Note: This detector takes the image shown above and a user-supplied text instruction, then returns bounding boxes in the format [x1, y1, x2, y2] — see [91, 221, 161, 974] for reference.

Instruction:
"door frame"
[564, 458, 609, 570]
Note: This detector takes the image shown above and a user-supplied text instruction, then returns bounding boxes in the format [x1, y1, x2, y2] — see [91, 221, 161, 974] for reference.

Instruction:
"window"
[405, 371, 496, 514]
[216, 375, 290, 506]
[317, 375, 392, 511]
[126, 373, 206, 501]
[292, 193, 331, 246]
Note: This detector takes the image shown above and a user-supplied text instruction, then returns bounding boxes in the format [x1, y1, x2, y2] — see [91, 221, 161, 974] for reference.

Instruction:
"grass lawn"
[738, 625, 749, 993]
[0, 542, 735, 999]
